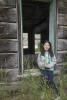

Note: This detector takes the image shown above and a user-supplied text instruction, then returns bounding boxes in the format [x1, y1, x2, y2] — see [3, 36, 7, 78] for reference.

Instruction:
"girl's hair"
[40, 40, 54, 57]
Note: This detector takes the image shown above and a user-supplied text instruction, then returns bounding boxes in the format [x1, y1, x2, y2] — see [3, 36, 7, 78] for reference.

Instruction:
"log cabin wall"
[56, 0, 67, 70]
[0, 0, 67, 81]
[0, 0, 18, 82]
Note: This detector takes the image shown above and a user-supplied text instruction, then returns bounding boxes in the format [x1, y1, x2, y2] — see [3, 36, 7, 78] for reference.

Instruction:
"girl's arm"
[37, 52, 45, 68]
[47, 55, 56, 68]
[37, 52, 42, 67]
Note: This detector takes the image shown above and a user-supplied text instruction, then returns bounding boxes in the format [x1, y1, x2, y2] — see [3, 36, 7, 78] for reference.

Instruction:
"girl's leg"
[40, 69, 59, 95]
[48, 71, 59, 95]
[40, 69, 48, 80]
[40, 69, 48, 86]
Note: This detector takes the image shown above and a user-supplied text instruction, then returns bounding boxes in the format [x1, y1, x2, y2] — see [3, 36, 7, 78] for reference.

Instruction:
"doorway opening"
[22, 0, 50, 69]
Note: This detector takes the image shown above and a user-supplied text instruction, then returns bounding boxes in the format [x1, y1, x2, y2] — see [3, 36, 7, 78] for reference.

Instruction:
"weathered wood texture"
[0, 8, 17, 22]
[0, 0, 67, 79]
[58, 0, 67, 14]
[0, 0, 18, 71]
[0, 53, 18, 68]
[0, 0, 16, 6]
[0, 23, 17, 39]
[56, 64, 63, 70]
[0, 39, 18, 53]
[57, 0, 67, 68]
[58, 14, 67, 25]
[57, 39, 67, 50]
[57, 52, 67, 63]
[57, 26, 67, 39]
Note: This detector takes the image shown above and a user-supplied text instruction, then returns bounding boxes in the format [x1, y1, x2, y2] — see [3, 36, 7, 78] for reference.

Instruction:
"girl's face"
[43, 42, 50, 51]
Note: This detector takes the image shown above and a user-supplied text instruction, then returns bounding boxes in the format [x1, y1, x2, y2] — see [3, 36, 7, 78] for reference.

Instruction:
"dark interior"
[22, 0, 50, 54]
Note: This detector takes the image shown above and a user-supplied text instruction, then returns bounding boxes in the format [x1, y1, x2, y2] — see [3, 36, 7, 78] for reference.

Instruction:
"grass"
[0, 56, 67, 100]
[0, 72, 67, 100]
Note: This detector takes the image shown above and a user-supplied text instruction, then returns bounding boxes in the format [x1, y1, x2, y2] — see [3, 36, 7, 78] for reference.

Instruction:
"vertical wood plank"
[16, 0, 23, 75]
[49, 0, 57, 54]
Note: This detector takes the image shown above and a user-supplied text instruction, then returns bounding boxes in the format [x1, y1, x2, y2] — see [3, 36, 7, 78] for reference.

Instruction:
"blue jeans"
[40, 69, 58, 95]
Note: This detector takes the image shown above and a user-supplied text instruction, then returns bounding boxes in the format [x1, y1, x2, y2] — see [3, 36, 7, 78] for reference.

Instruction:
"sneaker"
[55, 96, 60, 100]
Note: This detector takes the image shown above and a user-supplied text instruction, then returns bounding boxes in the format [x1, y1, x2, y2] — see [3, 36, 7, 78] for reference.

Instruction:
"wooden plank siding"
[0, 0, 19, 81]
[58, 13, 67, 25]
[57, 26, 67, 39]
[0, 39, 18, 53]
[56, 0, 67, 68]
[0, 23, 17, 39]
[0, 0, 67, 81]
[0, 0, 16, 7]
[0, 8, 17, 23]
[0, 53, 18, 69]
[57, 39, 67, 51]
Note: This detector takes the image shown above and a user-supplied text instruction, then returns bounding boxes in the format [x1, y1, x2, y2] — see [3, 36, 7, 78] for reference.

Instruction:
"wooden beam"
[49, 0, 57, 54]
[16, 0, 23, 75]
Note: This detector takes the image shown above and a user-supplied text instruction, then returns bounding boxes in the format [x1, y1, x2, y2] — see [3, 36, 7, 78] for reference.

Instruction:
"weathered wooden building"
[0, 0, 67, 81]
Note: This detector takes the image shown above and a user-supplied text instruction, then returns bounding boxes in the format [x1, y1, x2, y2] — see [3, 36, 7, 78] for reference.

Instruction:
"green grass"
[35, 42, 41, 52]
[0, 57, 67, 100]
[0, 73, 67, 100]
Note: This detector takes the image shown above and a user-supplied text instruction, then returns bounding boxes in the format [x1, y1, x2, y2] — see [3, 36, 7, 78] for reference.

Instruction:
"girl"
[37, 40, 59, 96]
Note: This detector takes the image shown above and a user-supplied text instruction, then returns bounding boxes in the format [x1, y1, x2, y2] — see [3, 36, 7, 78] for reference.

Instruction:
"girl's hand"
[42, 58, 46, 62]
[45, 66, 49, 68]
[41, 64, 45, 68]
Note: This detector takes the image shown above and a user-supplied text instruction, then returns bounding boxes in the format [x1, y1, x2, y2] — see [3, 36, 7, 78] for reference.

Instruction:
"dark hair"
[40, 40, 54, 57]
